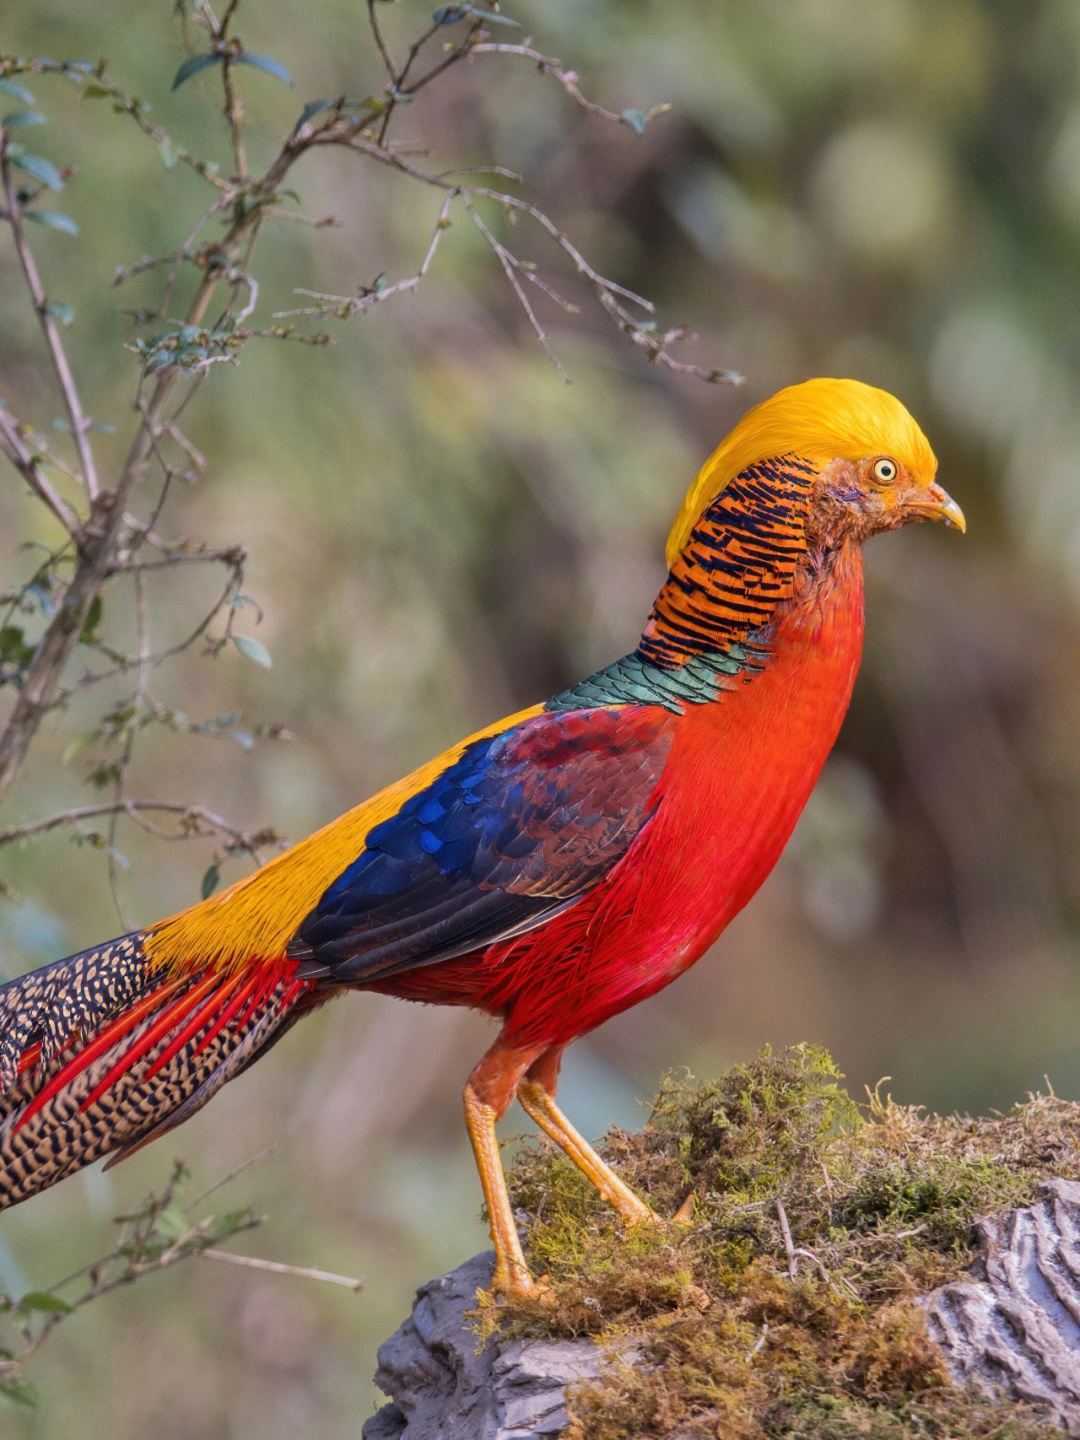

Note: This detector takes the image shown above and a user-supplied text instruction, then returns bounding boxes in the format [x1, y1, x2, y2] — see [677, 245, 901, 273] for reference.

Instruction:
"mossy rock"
[486, 1046, 1080, 1439]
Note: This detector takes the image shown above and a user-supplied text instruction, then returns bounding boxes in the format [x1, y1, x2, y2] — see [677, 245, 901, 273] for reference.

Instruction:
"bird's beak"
[902, 481, 966, 533]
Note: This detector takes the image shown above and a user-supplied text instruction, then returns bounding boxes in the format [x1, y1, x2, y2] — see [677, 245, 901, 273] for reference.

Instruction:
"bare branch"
[275, 191, 454, 320]
[471, 42, 628, 126]
[0, 799, 282, 867]
[112, 545, 241, 574]
[0, 145, 100, 500]
[220, 57, 249, 185]
[287, 128, 738, 382]
[465, 200, 570, 381]
[0, 172, 262, 800]
[0, 404, 83, 535]
[0, 0, 736, 844]
[366, 0, 397, 82]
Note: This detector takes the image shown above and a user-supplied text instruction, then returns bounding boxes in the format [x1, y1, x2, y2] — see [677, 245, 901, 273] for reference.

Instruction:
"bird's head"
[666, 377, 964, 567]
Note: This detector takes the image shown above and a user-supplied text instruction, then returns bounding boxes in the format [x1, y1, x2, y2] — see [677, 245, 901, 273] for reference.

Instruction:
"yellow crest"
[666, 378, 937, 566]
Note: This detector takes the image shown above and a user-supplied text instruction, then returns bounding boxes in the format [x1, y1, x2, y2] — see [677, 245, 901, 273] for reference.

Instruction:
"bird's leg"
[516, 1048, 656, 1228]
[464, 1037, 547, 1300]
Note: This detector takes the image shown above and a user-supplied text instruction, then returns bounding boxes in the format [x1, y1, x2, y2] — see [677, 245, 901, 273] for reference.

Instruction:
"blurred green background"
[3, 0, 1080, 1434]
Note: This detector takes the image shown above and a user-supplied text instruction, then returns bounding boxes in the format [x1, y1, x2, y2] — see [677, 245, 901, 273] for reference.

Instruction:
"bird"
[0, 377, 963, 1297]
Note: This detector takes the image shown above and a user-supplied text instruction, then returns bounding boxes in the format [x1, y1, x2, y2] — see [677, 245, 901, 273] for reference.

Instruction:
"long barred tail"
[0, 934, 317, 1210]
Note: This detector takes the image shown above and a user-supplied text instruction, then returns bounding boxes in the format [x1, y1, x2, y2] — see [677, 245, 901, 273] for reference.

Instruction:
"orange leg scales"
[464, 1035, 657, 1299]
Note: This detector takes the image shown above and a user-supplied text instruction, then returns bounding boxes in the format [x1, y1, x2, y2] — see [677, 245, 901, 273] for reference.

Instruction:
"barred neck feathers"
[547, 456, 822, 715]
[637, 455, 815, 668]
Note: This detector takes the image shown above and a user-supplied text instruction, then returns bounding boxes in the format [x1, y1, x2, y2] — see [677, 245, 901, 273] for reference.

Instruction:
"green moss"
[493, 1046, 1078, 1439]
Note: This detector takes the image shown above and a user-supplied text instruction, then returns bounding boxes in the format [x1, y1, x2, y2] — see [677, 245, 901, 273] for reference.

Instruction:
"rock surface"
[923, 1177, 1080, 1436]
[362, 1252, 608, 1440]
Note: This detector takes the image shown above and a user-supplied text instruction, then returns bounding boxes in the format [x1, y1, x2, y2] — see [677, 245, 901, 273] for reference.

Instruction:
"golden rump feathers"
[666, 378, 939, 566]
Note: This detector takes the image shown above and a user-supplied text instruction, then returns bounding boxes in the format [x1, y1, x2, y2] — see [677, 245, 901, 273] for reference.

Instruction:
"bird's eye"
[873, 457, 898, 483]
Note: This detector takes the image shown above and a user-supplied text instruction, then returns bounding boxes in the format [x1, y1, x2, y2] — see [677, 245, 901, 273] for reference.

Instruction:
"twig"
[200, 1249, 365, 1291]
[0, 1161, 259, 1374]
[186, 1146, 279, 1209]
[64, 557, 244, 693]
[103, 567, 151, 924]
[776, 1196, 798, 1280]
[775, 1195, 835, 1286]
[745, 1321, 769, 1363]
[112, 547, 241, 574]
[220, 57, 249, 185]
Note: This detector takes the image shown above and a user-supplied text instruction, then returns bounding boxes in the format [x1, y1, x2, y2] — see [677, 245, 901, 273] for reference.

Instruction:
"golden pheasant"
[0, 378, 963, 1296]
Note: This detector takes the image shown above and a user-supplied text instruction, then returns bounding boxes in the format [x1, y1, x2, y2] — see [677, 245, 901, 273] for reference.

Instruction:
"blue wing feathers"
[290, 708, 675, 983]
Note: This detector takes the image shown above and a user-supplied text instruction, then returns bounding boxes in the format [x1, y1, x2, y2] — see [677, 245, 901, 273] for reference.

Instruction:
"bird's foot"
[611, 1188, 698, 1232]
[600, 1181, 662, 1231]
[481, 1258, 554, 1305]
[671, 1191, 696, 1225]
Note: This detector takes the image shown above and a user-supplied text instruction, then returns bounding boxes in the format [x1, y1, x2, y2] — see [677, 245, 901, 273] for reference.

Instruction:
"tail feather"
[0, 934, 317, 1210]
[0, 933, 148, 1091]
[103, 993, 307, 1170]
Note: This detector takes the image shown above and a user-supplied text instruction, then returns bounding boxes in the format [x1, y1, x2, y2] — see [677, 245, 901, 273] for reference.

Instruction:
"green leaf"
[25, 581, 55, 615]
[234, 54, 292, 85]
[82, 81, 113, 100]
[463, 3, 520, 23]
[0, 625, 27, 658]
[620, 103, 670, 133]
[201, 863, 221, 899]
[0, 79, 34, 104]
[1, 110, 45, 129]
[61, 729, 100, 765]
[0, 1375, 39, 1408]
[9, 152, 63, 191]
[232, 635, 272, 669]
[16, 1290, 73, 1315]
[171, 52, 223, 90]
[153, 1204, 188, 1242]
[293, 98, 334, 133]
[435, 3, 520, 23]
[79, 595, 102, 640]
[205, 1206, 256, 1242]
[26, 211, 78, 236]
